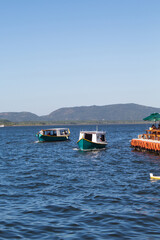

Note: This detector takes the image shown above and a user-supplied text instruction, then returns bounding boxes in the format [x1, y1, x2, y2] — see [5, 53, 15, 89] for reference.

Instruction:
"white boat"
[0, 124, 4, 127]
[77, 130, 107, 150]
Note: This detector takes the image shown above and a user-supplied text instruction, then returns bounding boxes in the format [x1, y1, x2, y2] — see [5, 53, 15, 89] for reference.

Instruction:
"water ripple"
[0, 125, 160, 239]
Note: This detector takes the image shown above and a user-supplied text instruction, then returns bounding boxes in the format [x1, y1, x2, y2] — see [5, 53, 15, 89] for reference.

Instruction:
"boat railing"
[138, 133, 160, 141]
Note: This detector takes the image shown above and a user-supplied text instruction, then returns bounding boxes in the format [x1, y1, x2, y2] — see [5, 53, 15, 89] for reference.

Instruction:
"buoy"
[150, 173, 160, 180]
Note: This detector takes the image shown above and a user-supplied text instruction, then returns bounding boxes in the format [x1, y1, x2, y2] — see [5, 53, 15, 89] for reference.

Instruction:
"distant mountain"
[0, 112, 40, 122]
[43, 103, 160, 121]
[0, 104, 160, 122]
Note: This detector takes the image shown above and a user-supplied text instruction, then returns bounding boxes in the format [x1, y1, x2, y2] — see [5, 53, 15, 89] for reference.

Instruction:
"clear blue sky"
[0, 0, 160, 115]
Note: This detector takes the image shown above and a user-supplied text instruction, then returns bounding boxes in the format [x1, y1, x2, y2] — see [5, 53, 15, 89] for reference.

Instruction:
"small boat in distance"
[0, 124, 4, 127]
[36, 128, 70, 142]
[150, 173, 160, 180]
[77, 130, 107, 151]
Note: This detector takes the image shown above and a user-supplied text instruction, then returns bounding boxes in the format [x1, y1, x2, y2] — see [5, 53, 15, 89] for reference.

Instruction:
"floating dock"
[131, 139, 160, 153]
[131, 129, 160, 154]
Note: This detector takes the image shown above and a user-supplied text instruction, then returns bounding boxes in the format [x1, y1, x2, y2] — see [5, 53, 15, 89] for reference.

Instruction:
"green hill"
[43, 103, 160, 122]
[0, 104, 160, 123]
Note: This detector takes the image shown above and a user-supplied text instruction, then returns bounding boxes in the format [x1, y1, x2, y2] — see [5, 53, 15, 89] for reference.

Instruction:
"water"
[0, 124, 160, 239]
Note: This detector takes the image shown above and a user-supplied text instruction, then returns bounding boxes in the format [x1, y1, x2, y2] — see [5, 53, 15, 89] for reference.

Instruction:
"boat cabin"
[79, 131, 106, 143]
[40, 128, 69, 136]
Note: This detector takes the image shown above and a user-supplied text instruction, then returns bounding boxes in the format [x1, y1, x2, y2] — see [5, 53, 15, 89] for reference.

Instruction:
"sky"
[0, 0, 160, 116]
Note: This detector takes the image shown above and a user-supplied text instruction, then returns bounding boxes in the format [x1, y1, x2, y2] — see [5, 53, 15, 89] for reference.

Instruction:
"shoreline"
[1, 121, 148, 127]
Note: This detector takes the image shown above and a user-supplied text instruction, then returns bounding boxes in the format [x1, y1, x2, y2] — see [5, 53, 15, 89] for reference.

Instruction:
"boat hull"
[37, 134, 69, 142]
[77, 138, 107, 150]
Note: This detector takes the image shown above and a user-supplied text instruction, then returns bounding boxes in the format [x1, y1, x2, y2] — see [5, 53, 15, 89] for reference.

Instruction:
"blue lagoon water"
[0, 124, 160, 239]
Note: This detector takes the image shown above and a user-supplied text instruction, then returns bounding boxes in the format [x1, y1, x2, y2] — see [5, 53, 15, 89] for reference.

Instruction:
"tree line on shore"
[0, 119, 144, 126]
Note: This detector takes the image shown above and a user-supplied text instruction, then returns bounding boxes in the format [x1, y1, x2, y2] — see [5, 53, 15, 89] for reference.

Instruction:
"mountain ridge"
[0, 103, 160, 122]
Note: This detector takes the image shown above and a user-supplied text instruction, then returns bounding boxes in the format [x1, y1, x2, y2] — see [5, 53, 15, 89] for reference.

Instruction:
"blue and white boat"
[36, 128, 70, 142]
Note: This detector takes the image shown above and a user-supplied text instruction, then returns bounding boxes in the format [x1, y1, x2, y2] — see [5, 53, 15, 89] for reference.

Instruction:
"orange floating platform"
[131, 139, 160, 153]
[131, 128, 160, 154]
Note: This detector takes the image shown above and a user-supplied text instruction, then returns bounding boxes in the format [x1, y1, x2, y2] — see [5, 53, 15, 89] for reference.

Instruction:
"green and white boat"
[77, 130, 107, 151]
[36, 128, 70, 142]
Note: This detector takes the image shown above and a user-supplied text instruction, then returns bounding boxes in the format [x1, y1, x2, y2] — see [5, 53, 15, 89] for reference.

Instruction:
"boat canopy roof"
[41, 128, 69, 131]
[80, 130, 106, 134]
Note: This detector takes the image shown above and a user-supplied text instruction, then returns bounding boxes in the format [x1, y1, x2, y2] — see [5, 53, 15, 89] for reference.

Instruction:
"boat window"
[53, 131, 57, 136]
[60, 129, 68, 135]
[85, 133, 92, 141]
[100, 135, 105, 141]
